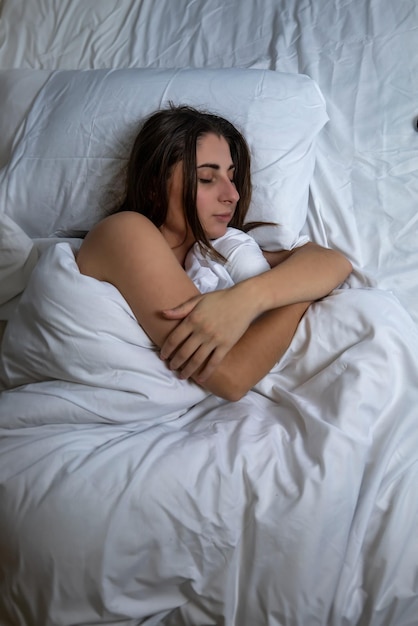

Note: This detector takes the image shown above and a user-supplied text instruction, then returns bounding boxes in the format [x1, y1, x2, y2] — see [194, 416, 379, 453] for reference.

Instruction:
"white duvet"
[1, 243, 418, 626]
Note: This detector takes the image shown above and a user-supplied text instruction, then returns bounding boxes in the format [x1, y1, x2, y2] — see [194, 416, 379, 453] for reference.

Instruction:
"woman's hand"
[160, 285, 260, 381]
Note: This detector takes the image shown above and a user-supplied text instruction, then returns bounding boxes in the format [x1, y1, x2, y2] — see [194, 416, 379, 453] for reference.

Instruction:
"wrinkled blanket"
[1, 243, 418, 626]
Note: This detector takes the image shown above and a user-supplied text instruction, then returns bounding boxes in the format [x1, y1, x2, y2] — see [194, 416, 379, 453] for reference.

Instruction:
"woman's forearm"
[196, 300, 311, 401]
[246, 242, 352, 316]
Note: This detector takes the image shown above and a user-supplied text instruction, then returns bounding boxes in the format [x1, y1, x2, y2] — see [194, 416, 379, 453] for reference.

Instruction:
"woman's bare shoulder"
[77, 211, 199, 349]
[77, 211, 164, 280]
[86, 210, 157, 241]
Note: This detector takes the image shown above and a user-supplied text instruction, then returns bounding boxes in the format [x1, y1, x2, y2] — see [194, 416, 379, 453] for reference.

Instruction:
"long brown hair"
[117, 104, 258, 258]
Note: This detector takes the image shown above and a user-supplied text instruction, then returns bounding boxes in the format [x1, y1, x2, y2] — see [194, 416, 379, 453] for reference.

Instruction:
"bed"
[0, 1, 418, 625]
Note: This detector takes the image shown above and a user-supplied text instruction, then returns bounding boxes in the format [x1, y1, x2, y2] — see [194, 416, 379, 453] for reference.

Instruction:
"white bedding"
[1, 243, 418, 625]
[1, 1, 418, 624]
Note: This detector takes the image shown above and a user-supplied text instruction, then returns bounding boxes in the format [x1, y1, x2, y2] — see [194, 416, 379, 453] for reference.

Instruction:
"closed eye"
[197, 162, 236, 183]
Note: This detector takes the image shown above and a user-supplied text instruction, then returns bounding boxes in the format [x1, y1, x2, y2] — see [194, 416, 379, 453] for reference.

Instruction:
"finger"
[160, 323, 193, 360]
[161, 295, 202, 320]
[168, 336, 208, 372]
[194, 347, 228, 382]
[178, 344, 218, 380]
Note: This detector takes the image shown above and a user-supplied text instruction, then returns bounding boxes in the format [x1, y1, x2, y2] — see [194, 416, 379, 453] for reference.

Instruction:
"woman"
[77, 105, 352, 401]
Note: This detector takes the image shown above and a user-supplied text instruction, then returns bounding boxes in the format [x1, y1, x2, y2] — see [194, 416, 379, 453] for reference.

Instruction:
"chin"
[208, 226, 228, 240]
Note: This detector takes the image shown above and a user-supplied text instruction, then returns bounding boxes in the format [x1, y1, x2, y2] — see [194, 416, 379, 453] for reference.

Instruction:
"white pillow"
[0, 68, 328, 250]
[0, 69, 52, 169]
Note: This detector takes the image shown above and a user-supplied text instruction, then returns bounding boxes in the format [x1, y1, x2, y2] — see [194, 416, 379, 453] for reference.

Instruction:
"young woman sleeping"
[76, 105, 352, 401]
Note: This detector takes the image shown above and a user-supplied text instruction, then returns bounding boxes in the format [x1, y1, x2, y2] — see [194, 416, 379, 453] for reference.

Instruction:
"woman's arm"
[76, 212, 312, 401]
[200, 300, 311, 400]
[161, 242, 353, 378]
[259, 243, 352, 306]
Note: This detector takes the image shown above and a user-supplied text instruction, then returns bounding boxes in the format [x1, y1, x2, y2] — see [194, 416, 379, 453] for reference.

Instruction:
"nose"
[220, 178, 240, 204]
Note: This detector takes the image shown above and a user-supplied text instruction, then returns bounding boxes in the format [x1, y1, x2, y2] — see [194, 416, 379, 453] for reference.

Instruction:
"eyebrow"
[197, 163, 235, 170]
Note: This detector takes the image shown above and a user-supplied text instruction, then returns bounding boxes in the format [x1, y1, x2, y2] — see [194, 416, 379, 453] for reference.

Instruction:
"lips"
[214, 213, 233, 222]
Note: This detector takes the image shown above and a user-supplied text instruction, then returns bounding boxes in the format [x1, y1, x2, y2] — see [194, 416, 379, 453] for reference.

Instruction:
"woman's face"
[165, 132, 240, 247]
[195, 133, 240, 240]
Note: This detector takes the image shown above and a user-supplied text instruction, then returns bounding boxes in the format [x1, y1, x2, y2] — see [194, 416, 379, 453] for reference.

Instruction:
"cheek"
[196, 191, 211, 220]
